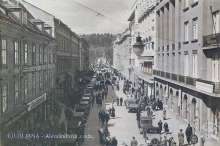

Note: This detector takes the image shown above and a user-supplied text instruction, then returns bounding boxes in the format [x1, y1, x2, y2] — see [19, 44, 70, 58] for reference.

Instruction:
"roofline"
[128, 10, 135, 21]
[21, 0, 55, 17]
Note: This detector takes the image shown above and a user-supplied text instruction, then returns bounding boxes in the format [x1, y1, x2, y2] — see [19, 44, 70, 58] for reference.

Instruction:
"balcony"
[186, 76, 196, 86]
[179, 75, 185, 83]
[154, 69, 220, 94]
[171, 74, 177, 81]
[165, 72, 170, 79]
[203, 33, 220, 47]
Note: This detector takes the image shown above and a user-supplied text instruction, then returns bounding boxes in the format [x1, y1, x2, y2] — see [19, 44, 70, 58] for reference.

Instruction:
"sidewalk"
[106, 80, 146, 145]
[153, 108, 220, 146]
[108, 79, 220, 146]
[81, 104, 103, 146]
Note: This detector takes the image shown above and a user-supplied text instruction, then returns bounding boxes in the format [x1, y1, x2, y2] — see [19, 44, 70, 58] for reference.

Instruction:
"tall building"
[0, 1, 57, 146]
[20, 0, 84, 105]
[128, 0, 157, 98]
[154, 0, 220, 142]
[113, 28, 131, 79]
[79, 38, 90, 72]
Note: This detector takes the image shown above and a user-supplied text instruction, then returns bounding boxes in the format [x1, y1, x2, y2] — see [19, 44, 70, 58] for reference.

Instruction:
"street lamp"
[133, 35, 144, 56]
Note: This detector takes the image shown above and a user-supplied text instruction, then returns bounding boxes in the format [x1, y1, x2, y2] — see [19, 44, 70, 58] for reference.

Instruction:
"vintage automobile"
[126, 98, 139, 112]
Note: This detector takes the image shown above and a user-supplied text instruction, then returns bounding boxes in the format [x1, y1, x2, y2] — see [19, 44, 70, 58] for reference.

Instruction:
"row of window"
[0, 39, 54, 66]
[0, 70, 54, 113]
[157, 52, 198, 78]
[157, 53, 220, 82]
[184, 17, 198, 42]
[183, 11, 220, 43]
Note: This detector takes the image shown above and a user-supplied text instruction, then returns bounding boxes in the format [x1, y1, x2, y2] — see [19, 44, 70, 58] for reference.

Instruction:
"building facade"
[154, 0, 220, 142]
[127, 0, 157, 98]
[0, 1, 57, 146]
[79, 38, 89, 72]
[113, 28, 131, 79]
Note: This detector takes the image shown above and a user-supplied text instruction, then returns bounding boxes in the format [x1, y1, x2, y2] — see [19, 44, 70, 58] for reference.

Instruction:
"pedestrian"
[185, 124, 193, 144]
[116, 82, 119, 91]
[111, 137, 118, 146]
[158, 120, 163, 133]
[100, 111, 105, 127]
[130, 137, 138, 146]
[163, 122, 169, 133]
[163, 109, 167, 120]
[105, 112, 110, 126]
[102, 91, 105, 100]
[120, 97, 123, 106]
[111, 107, 115, 117]
[178, 129, 184, 146]
[116, 98, 119, 106]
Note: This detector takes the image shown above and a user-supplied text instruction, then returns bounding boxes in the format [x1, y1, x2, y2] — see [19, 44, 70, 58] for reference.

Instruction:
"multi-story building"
[79, 38, 90, 72]
[0, 0, 89, 146]
[154, 0, 220, 143]
[54, 18, 81, 104]
[128, 0, 156, 98]
[21, 0, 84, 105]
[113, 28, 131, 79]
[0, 1, 57, 146]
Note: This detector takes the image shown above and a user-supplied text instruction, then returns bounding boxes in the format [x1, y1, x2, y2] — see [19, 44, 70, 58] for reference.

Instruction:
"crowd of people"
[94, 67, 197, 146]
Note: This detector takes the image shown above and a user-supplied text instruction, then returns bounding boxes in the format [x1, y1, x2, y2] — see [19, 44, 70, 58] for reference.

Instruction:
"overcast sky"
[24, 0, 136, 34]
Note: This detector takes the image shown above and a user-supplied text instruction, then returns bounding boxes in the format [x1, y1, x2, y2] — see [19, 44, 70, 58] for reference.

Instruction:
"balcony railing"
[154, 69, 220, 94]
[166, 72, 170, 79]
[179, 75, 185, 83]
[214, 82, 220, 94]
[186, 76, 196, 86]
[203, 33, 220, 47]
[171, 74, 177, 81]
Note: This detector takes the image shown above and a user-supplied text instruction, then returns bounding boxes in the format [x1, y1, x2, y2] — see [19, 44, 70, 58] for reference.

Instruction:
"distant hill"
[81, 33, 116, 65]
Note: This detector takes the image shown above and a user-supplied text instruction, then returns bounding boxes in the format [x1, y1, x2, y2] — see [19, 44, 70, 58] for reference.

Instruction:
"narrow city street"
[106, 80, 146, 145]
[81, 104, 102, 146]
[1, 0, 220, 146]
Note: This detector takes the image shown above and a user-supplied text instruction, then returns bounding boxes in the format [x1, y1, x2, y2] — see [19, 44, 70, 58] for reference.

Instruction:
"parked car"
[126, 98, 139, 112]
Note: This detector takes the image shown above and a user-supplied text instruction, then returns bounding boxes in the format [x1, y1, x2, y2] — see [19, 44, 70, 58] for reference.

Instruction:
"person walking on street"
[158, 120, 163, 133]
[163, 122, 169, 133]
[120, 97, 123, 106]
[178, 129, 184, 146]
[116, 98, 119, 106]
[111, 137, 118, 146]
[185, 124, 193, 144]
[163, 109, 167, 120]
[111, 107, 115, 117]
[130, 137, 138, 146]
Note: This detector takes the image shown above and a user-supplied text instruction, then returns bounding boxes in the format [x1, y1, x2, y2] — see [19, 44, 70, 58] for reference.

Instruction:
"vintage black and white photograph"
[0, 0, 220, 146]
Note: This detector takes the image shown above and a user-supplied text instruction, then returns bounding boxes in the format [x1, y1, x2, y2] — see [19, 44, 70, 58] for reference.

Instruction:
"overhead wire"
[67, 0, 128, 25]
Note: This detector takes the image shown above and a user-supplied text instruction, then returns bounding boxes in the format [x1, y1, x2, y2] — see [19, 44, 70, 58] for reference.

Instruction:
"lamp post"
[133, 35, 145, 56]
